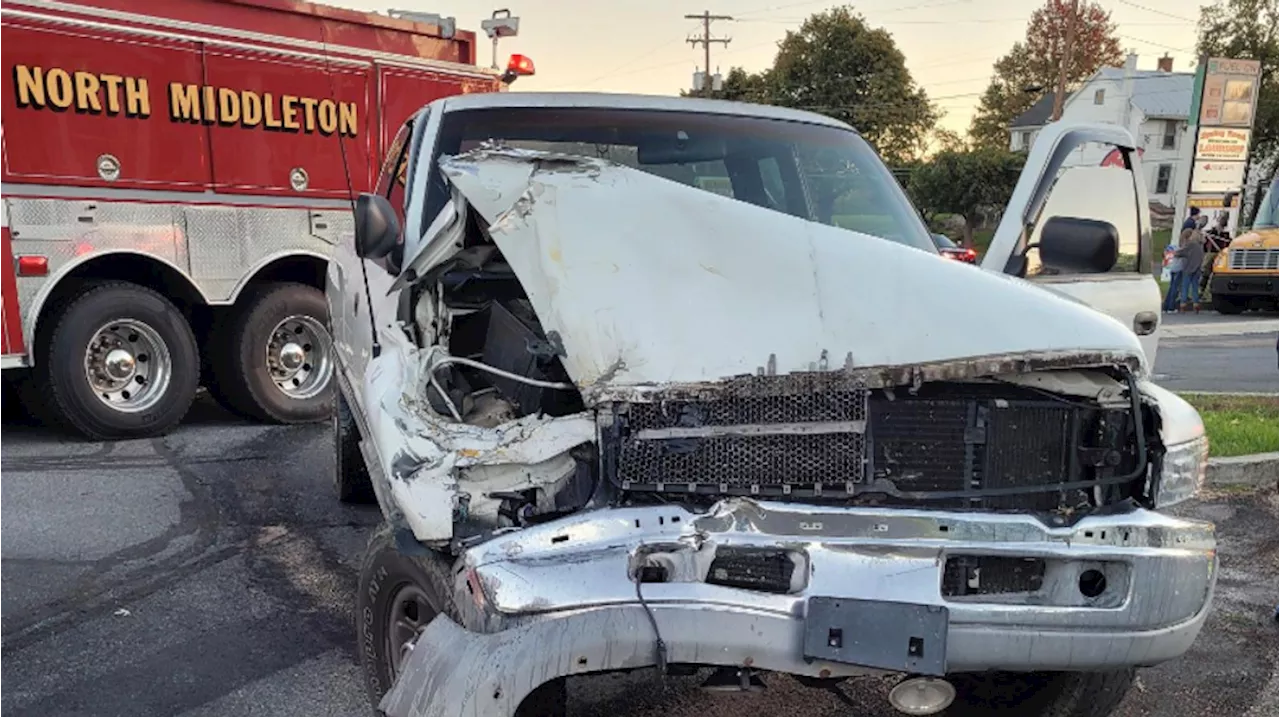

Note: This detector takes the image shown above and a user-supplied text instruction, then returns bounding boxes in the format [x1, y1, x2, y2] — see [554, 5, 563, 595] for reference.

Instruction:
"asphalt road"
[1153, 313, 1277, 394]
[2, 396, 1277, 717]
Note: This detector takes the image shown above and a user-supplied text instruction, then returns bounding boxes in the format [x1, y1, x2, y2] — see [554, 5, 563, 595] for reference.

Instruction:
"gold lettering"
[45, 68, 73, 109]
[263, 92, 282, 129]
[73, 72, 102, 113]
[14, 65, 45, 107]
[100, 74, 124, 114]
[299, 97, 318, 132]
[338, 102, 357, 137]
[281, 95, 300, 131]
[317, 99, 337, 134]
[168, 82, 201, 122]
[217, 88, 240, 125]
[125, 77, 150, 117]
[201, 86, 216, 124]
[240, 91, 262, 126]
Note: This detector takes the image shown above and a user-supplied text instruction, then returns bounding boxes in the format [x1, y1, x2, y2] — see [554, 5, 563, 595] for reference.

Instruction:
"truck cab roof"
[434, 92, 858, 132]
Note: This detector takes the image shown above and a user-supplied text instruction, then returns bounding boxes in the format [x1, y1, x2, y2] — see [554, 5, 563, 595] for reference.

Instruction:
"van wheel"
[1212, 295, 1246, 315]
[943, 669, 1135, 717]
[210, 283, 334, 423]
[335, 389, 375, 504]
[37, 282, 199, 440]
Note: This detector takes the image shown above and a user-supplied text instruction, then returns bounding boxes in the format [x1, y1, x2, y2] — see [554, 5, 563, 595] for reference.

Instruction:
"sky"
[332, 0, 1211, 135]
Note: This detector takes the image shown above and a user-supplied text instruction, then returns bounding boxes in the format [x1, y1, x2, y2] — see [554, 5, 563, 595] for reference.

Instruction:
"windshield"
[427, 107, 935, 252]
[932, 233, 958, 249]
[1253, 177, 1278, 230]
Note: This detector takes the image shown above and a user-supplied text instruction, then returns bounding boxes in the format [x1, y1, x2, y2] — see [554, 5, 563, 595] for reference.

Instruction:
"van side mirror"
[354, 193, 400, 261]
[1038, 216, 1119, 273]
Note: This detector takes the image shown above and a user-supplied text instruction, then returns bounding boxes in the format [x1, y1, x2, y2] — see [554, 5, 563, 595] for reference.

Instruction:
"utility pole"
[1050, 0, 1078, 121]
[685, 11, 732, 95]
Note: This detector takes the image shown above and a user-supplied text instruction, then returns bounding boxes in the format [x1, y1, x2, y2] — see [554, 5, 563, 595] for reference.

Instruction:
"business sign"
[1194, 127, 1252, 161]
[1187, 193, 1240, 209]
[1198, 57, 1261, 127]
[1190, 160, 1247, 193]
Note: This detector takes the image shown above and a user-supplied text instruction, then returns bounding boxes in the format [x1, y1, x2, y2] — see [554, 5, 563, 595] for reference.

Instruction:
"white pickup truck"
[327, 93, 1214, 717]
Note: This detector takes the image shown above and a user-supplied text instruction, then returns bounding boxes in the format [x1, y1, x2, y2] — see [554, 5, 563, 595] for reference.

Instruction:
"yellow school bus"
[1211, 176, 1279, 314]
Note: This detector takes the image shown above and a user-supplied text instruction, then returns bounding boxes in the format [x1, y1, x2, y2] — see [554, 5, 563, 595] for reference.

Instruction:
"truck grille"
[1228, 248, 1279, 270]
[600, 377, 1135, 511]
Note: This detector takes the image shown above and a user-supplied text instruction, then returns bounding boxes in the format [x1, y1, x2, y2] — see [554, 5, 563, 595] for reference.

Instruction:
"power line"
[1115, 0, 1198, 24]
[1120, 34, 1197, 53]
[686, 10, 734, 95]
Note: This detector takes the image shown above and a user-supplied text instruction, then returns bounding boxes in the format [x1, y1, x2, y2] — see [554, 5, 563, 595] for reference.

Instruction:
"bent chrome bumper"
[381, 499, 1216, 717]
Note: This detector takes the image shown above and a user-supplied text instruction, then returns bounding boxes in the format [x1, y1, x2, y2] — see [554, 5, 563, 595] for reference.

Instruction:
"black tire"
[209, 282, 334, 423]
[943, 669, 1135, 717]
[356, 524, 459, 709]
[335, 388, 376, 504]
[35, 282, 199, 440]
[356, 524, 567, 716]
[1212, 294, 1246, 315]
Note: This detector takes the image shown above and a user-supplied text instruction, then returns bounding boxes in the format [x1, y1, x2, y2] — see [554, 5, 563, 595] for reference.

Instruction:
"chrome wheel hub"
[266, 315, 332, 400]
[84, 319, 171, 413]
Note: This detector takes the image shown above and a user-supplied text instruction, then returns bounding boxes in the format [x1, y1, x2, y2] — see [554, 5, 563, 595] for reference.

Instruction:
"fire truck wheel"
[212, 282, 334, 423]
[38, 282, 200, 440]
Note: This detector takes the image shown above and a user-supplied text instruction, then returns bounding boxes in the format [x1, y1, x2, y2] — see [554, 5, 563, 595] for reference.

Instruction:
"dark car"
[932, 233, 977, 263]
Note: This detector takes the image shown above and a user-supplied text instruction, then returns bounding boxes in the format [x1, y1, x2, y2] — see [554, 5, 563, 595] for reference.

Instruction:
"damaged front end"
[359, 147, 1214, 717]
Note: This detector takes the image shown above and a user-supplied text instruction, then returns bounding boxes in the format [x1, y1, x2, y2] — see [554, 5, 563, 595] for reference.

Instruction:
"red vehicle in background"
[0, 0, 530, 439]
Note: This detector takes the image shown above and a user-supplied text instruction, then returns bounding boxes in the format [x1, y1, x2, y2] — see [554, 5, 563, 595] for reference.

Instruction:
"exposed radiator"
[601, 377, 1135, 511]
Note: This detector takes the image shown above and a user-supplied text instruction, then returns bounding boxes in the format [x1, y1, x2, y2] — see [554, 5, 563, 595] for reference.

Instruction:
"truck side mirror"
[354, 193, 400, 261]
[1038, 216, 1119, 274]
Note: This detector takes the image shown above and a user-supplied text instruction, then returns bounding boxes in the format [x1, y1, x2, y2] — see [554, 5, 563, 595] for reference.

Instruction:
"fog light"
[888, 676, 955, 715]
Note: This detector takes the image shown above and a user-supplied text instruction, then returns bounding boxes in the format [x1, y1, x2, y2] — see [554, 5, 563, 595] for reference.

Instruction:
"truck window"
[1024, 165, 1145, 276]
[376, 120, 414, 226]
[429, 107, 934, 252]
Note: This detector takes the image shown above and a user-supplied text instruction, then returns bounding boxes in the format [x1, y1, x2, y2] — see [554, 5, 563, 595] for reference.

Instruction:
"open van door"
[981, 122, 1162, 366]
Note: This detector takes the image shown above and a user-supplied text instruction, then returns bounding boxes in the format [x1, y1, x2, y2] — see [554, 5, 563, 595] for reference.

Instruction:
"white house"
[1009, 54, 1193, 213]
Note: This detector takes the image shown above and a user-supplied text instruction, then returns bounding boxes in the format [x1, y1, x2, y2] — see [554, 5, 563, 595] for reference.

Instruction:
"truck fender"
[224, 249, 330, 306]
[24, 249, 210, 364]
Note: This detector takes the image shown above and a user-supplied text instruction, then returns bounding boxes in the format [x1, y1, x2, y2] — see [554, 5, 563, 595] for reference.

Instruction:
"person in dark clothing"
[1181, 206, 1201, 232]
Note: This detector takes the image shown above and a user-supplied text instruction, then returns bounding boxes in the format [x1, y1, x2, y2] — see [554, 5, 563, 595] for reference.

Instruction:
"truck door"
[980, 123, 1163, 366]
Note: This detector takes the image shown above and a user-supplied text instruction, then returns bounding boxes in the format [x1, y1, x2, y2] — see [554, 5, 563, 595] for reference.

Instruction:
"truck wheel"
[210, 283, 334, 423]
[36, 282, 199, 440]
[357, 524, 460, 709]
[1212, 295, 1246, 315]
[335, 389, 375, 504]
[944, 669, 1135, 717]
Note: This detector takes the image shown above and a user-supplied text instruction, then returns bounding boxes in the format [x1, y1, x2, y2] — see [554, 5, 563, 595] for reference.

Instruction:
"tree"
[1196, 0, 1279, 170]
[969, 0, 1123, 149]
[698, 7, 938, 163]
[908, 148, 1025, 246]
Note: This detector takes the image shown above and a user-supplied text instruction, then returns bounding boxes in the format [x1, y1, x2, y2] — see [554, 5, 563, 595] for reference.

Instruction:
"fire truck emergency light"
[501, 54, 535, 84]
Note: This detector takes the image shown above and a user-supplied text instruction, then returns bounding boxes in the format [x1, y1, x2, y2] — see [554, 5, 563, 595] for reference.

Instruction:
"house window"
[1162, 120, 1177, 150]
[1155, 164, 1172, 194]
[1094, 89, 1105, 104]
[1022, 130, 1034, 149]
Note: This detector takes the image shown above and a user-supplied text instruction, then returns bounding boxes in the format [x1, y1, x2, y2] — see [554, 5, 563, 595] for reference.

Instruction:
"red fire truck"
[1, 0, 528, 439]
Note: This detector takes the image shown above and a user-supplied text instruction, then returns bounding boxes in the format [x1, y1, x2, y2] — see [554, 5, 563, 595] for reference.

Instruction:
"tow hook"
[700, 666, 766, 692]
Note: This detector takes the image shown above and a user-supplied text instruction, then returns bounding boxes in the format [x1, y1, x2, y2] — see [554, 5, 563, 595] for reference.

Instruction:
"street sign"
[1194, 127, 1252, 161]
[1191, 161, 1247, 193]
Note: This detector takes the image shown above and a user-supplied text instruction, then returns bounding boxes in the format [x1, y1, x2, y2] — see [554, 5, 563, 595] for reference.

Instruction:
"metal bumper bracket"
[802, 597, 949, 676]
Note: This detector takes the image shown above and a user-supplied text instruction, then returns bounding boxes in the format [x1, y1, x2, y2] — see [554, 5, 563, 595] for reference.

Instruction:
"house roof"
[1094, 68, 1194, 119]
[1010, 93, 1059, 129]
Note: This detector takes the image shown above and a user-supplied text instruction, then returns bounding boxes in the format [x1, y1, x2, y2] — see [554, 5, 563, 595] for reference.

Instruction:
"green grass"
[1180, 393, 1279, 457]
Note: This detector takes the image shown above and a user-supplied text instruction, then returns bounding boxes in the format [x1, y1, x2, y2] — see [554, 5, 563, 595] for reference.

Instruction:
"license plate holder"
[802, 597, 948, 676]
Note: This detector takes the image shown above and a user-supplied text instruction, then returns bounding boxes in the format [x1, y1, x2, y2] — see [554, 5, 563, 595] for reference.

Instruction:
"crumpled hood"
[436, 149, 1145, 391]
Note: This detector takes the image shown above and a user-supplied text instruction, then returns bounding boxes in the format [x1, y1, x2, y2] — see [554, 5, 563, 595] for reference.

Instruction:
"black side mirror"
[354, 193, 401, 261]
[1038, 216, 1119, 273]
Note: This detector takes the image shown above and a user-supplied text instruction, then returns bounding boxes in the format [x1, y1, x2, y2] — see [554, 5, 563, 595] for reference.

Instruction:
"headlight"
[1214, 251, 1228, 270]
[1155, 434, 1209, 508]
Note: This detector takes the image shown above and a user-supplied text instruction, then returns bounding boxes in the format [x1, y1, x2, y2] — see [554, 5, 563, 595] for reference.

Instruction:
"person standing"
[1175, 215, 1208, 312]
[1163, 248, 1185, 312]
